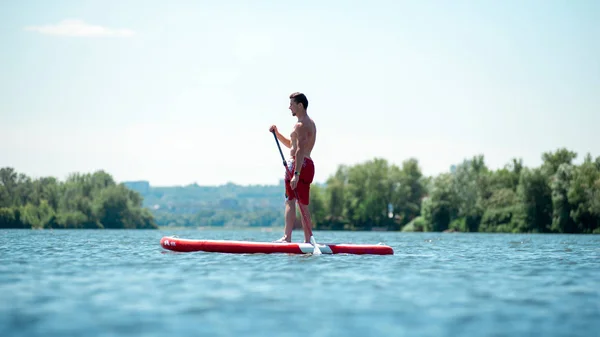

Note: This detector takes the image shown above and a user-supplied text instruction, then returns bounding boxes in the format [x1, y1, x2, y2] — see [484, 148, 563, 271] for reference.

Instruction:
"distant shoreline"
[3, 147, 599, 234]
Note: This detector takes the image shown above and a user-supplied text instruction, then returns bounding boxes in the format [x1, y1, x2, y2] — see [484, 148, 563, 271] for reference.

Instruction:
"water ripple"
[0, 229, 598, 337]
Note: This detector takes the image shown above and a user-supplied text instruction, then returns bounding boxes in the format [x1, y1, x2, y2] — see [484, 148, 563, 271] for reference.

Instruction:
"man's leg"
[297, 202, 314, 243]
[296, 157, 315, 243]
[282, 199, 296, 242]
[275, 168, 296, 242]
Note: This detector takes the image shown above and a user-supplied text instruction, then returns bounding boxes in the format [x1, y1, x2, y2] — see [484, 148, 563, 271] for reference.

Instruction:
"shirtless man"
[269, 92, 317, 243]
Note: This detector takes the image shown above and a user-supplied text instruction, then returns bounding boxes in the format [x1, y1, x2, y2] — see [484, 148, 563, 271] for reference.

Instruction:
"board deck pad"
[160, 236, 394, 255]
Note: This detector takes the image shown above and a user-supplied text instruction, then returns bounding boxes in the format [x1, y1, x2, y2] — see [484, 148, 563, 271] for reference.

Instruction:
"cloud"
[24, 19, 135, 37]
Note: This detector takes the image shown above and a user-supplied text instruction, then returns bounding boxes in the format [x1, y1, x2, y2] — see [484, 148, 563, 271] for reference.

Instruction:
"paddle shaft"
[272, 130, 287, 168]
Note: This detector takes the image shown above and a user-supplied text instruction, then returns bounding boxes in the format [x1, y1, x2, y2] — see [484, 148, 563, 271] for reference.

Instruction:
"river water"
[1, 229, 598, 337]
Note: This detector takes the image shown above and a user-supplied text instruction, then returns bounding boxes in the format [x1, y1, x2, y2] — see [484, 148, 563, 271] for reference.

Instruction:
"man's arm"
[275, 130, 292, 149]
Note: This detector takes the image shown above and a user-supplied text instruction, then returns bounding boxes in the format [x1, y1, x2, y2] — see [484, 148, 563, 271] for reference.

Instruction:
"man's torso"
[290, 117, 316, 159]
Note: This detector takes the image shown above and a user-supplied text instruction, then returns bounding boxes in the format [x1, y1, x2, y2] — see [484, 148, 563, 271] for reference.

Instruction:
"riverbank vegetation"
[311, 148, 600, 234]
[0, 168, 157, 229]
[2, 148, 598, 233]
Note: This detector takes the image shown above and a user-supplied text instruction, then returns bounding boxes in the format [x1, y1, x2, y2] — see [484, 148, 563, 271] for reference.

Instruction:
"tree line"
[2, 148, 598, 233]
[0, 168, 157, 229]
[308, 148, 600, 234]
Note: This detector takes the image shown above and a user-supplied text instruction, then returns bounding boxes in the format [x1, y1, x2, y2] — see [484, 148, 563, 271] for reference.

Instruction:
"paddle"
[271, 130, 321, 255]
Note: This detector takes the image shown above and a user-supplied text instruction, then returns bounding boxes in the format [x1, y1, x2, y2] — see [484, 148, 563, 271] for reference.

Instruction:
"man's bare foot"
[272, 237, 291, 243]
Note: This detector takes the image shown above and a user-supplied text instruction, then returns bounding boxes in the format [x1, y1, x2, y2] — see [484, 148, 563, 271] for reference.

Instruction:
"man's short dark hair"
[290, 92, 308, 110]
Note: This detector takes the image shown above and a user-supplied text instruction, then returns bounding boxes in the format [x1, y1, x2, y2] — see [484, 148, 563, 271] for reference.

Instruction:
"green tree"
[541, 148, 577, 177]
[0, 167, 157, 229]
[450, 155, 489, 232]
[421, 173, 458, 232]
[20, 200, 55, 229]
[550, 163, 576, 233]
[390, 158, 427, 229]
[567, 154, 600, 233]
[480, 188, 519, 232]
[309, 184, 327, 228]
[513, 168, 552, 233]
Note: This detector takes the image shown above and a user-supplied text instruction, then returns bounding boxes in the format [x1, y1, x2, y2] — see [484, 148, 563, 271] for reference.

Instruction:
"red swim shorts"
[284, 157, 315, 205]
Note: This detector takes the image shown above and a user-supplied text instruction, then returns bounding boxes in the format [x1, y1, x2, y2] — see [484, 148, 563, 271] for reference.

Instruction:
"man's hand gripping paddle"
[271, 130, 321, 255]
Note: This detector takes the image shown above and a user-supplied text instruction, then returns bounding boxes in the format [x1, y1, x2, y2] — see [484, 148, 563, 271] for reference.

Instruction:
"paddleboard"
[160, 236, 394, 255]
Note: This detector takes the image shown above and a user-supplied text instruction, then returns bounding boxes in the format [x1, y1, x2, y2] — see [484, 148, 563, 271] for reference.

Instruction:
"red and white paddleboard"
[160, 236, 394, 255]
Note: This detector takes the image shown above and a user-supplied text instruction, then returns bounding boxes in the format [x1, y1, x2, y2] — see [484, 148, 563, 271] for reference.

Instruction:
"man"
[269, 92, 317, 243]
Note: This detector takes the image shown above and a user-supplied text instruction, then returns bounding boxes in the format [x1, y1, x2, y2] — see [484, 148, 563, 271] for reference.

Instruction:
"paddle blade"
[310, 236, 322, 255]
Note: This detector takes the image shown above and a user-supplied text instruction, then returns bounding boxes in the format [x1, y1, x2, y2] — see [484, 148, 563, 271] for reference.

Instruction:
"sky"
[1, 0, 599, 186]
